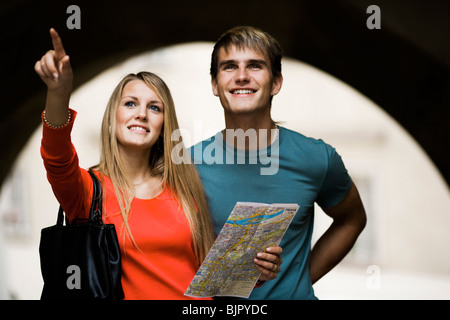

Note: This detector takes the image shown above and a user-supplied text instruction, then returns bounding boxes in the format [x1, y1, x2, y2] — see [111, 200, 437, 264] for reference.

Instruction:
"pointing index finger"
[49, 28, 66, 60]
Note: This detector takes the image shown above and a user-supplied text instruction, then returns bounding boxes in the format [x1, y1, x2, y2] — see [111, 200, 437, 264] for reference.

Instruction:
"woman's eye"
[125, 101, 136, 107]
[149, 105, 161, 112]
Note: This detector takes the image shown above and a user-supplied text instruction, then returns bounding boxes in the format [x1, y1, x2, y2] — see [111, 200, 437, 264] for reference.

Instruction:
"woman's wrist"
[43, 109, 72, 129]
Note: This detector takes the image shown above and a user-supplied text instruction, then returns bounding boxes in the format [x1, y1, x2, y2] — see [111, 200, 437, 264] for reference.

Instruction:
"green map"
[185, 202, 299, 298]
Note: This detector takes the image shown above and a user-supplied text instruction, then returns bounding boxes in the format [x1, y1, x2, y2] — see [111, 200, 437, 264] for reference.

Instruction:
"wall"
[1, 43, 449, 299]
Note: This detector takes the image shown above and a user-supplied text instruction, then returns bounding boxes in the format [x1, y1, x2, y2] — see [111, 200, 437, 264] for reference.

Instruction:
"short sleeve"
[316, 144, 352, 209]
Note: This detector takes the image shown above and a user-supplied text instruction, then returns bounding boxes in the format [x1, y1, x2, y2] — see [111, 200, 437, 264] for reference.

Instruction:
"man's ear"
[271, 74, 283, 96]
[211, 77, 219, 96]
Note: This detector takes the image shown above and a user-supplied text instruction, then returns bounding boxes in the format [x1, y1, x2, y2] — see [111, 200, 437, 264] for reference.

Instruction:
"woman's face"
[115, 80, 164, 153]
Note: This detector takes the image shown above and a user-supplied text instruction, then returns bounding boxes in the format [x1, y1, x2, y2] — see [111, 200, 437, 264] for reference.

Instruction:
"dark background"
[0, 0, 449, 186]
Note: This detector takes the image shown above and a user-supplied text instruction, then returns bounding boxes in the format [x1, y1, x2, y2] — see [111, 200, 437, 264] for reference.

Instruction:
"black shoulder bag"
[39, 170, 124, 300]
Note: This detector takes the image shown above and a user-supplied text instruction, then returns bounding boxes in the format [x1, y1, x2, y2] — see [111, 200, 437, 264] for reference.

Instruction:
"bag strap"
[56, 170, 103, 226]
[56, 206, 65, 226]
[88, 170, 103, 224]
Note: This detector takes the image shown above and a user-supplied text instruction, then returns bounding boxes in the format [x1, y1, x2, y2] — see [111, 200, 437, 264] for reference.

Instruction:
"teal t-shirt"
[190, 126, 352, 299]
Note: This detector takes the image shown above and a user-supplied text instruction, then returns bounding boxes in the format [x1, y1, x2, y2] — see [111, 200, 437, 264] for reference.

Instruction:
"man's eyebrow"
[247, 59, 268, 66]
[218, 59, 237, 68]
[218, 59, 268, 68]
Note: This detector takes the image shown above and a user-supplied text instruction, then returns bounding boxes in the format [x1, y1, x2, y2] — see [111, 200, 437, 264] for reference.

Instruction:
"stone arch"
[1, 0, 449, 185]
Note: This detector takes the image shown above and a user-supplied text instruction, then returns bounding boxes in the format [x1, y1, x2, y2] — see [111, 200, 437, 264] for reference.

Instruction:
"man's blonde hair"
[210, 26, 283, 80]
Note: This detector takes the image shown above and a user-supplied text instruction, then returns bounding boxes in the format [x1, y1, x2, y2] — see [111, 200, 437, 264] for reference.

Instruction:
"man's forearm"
[309, 220, 364, 284]
[309, 183, 367, 284]
[309, 209, 366, 284]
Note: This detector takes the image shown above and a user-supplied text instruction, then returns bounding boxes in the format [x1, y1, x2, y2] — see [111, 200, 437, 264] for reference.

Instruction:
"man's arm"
[309, 182, 367, 284]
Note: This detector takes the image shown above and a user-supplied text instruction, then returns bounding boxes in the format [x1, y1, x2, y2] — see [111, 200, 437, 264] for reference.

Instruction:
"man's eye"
[250, 64, 261, 69]
[224, 65, 236, 70]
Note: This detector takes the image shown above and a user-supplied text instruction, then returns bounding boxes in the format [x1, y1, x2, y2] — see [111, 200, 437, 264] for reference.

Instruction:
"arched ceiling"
[1, 0, 449, 185]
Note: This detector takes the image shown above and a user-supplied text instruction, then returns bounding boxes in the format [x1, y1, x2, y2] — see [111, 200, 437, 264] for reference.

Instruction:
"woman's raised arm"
[34, 28, 73, 127]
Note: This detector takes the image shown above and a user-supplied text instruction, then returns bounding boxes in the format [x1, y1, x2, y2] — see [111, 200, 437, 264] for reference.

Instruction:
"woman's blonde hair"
[91, 71, 215, 264]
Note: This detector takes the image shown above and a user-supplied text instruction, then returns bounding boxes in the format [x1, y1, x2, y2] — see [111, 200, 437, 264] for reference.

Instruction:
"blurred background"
[0, 0, 449, 299]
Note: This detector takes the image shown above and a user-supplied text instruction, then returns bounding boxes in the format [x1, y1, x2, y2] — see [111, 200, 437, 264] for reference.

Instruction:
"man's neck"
[223, 112, 278, 150]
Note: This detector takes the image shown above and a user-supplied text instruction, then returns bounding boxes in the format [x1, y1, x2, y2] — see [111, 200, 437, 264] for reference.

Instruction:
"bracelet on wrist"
[43, 109, 71, 129]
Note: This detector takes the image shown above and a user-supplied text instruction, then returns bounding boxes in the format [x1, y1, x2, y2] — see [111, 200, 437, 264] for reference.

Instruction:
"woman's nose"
[135, 105, 147, 120]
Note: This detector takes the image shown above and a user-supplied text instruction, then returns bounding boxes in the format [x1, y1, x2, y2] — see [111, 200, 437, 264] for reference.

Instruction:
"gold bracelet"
[43, 109, 71, 129]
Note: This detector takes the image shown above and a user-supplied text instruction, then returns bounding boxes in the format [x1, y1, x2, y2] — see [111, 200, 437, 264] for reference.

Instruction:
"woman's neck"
[119, 147, 163, 199]
[119, 146, 152, 182]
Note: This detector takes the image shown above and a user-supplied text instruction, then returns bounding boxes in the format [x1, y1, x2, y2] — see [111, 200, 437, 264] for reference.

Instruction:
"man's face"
[212, 45, 282, 118]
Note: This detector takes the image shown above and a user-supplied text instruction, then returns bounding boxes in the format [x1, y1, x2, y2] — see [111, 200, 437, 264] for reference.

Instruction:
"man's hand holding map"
[185, 202, 299, 298]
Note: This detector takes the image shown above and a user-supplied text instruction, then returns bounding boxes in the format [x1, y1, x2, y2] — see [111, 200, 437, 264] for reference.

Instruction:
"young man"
[191, 26, 366, 299]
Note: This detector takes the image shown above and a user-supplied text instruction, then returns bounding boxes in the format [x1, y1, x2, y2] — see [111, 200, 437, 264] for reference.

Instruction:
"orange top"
[40, 109, 210, 300]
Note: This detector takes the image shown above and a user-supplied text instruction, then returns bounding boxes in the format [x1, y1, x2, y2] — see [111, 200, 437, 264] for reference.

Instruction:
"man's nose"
[236, 67, 250, 83]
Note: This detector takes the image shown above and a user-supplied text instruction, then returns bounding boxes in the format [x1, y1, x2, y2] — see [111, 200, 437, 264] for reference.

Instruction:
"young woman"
[35, 28, 282, 299]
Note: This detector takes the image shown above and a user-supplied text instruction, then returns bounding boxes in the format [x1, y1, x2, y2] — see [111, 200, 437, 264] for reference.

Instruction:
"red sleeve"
[40, 109, 93, 223]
